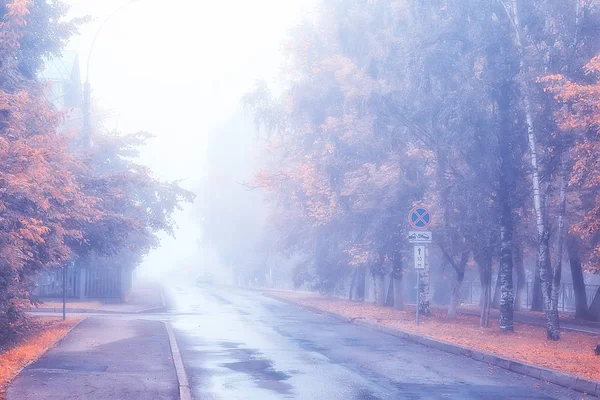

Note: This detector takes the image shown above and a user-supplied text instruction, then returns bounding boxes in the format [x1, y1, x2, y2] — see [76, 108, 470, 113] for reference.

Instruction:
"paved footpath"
[7, 318, 179, 400]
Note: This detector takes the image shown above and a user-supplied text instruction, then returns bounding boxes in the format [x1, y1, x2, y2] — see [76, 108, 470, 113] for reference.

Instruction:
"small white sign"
[408, 231, 432, 243]
[414, 245, 425, 270]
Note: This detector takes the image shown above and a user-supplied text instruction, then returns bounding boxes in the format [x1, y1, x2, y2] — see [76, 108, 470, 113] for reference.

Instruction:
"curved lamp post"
[82, 0, 144, 148]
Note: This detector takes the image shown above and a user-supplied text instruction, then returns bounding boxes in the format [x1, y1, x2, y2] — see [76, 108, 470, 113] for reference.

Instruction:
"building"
[39, 50, 83, 132]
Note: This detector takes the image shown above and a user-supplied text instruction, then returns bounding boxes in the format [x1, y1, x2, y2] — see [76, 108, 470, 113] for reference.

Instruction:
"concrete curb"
[2, 317, 87, 392]
[30, 304, 166, 314]
[164, 322, 192, 400]
[265, 293, 600, 398]
[30, 307, 116, 314]
[262, 293, 353, 323]
[135, 304, 166, 314]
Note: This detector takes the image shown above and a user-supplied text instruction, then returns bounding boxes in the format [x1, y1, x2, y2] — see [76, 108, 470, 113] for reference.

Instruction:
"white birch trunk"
[507, 0, 560, 340]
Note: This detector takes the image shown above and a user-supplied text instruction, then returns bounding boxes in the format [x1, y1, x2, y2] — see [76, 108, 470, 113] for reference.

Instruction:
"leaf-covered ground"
[0, 317, 81, 399]
[275, 292, 600, 381]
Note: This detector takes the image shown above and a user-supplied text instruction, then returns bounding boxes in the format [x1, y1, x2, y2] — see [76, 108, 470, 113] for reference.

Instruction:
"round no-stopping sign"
[409, 206, 432, 230]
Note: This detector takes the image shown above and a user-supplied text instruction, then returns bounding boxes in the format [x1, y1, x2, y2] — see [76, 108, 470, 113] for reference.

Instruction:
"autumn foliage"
[0, 0, 193, 344]
[544, 57, 600, 271]
[0, 317, 80, 396]
[238, 0, 600, 339]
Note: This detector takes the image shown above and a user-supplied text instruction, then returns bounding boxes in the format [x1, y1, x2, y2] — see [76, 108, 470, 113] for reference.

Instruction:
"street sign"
[414, 245, 425, 270]
[408, 231, 432, 243]
[409, 207, 432, 230]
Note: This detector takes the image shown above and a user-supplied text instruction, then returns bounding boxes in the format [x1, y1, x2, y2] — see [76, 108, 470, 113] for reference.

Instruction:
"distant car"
[196, 274, 214, 286]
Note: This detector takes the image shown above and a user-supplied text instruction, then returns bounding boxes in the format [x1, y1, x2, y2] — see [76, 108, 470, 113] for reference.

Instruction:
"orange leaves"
[0, 0, 30, 53]
[0, 64, 97, 272]
[584, 54, 600, 75]
[542, 54, 600, 266]
[17, 218, 50, 243]
[0, 317, 80, 395]
[345, 245, 376, 267]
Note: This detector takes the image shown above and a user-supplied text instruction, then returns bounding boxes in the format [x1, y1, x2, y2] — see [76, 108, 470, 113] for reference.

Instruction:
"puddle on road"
[218, 341, 243, 349]
[219, 346, 293, 395]
[210, 293, 233, 305]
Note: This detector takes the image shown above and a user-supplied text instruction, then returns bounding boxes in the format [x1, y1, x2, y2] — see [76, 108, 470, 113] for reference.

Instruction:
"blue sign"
[409, 207, 432, 230]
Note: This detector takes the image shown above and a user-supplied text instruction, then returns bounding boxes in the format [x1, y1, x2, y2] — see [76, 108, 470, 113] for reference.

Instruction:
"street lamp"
[82, 0, 144, 148]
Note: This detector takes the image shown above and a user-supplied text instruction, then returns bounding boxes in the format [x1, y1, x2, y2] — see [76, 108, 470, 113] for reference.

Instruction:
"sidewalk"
[32, 280, 166, 314]
[6, 318, 179, 400]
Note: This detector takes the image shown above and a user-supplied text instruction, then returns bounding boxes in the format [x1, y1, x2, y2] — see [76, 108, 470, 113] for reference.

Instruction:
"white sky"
[63, 0, 315, 278]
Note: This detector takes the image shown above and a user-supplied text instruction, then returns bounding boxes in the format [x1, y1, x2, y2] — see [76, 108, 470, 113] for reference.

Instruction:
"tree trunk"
[386, 275, 394, 307]
[499, 221, 515, 332]
[492, 268, 502, 309]
[356, 266, 366, 302]
[514, 243, 526, 311]
[447, 274, 464, 319]
[374, 273, 386, 306]
[481, 279, 491, 328]
[508, 0, 558, 340]
[589, 288, 600, 322]
[549, 156, 568, 333]
[477, 251, 493, 328]
[444, 251, 468, 320]
[531, 267, 543, 311]
[371, 251, 386, 306]
[567, 235, 590, 319]
[418, 247, 431, 315]
[391, 253, 404, 310]
[539, 229, 558, 339]
[393, 278, 404, 310]
[348, 268, 358, 301]
[496, 74, 515, 332]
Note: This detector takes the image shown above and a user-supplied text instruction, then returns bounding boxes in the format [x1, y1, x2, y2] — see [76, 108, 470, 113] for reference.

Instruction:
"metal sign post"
[416, 269, 421, 326]
[414, 245, 425, 325]
[408, 206, 432, 326]
[62, 264, 67, 321]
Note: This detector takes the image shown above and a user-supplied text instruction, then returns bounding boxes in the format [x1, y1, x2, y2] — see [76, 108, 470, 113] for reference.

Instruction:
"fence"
[37, 267, 79, 298]
[459, 281, 600, 312]
[36, 266, 125, 299]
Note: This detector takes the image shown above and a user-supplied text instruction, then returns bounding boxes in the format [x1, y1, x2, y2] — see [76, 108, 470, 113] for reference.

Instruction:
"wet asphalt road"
[168, 285, 593, 400]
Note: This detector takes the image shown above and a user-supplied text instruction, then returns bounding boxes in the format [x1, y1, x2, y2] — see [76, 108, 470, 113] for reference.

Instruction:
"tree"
[237, 0, 600, 338]
[74, 131, 195, 267]
[0, 0, 194, 344]
[0, 0, 98, 342]
[544, 54, 600, 320]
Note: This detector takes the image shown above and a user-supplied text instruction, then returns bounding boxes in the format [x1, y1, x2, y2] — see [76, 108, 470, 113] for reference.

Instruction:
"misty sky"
[63, 0, 314, 278]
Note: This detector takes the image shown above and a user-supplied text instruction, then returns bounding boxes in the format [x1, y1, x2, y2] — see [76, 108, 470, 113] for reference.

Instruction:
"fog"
[64, 0, 315, 281]
[58, 0, 600, 316]
[5, 2, 600, 398]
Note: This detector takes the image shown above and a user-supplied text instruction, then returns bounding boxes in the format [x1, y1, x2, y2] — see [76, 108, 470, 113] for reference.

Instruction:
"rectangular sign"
[408, 231, 432, 243]
[414, 245, 425, 270]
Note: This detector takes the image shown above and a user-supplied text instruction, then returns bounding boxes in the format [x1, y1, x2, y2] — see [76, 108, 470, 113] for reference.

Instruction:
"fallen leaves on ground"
[0, 317, 81, 398]
[276, 292, 600, 381]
